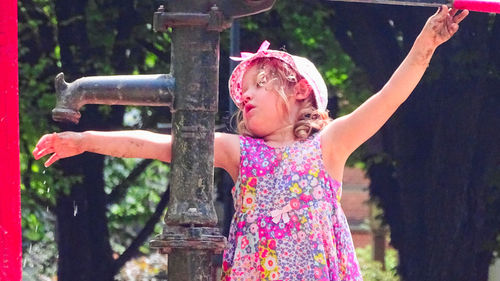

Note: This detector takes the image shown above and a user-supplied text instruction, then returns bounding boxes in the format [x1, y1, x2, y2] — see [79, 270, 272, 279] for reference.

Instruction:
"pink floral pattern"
[221, 134, 362, 281]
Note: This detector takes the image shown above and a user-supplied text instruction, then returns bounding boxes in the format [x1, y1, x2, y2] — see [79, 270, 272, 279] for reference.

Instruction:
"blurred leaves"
[356, 246, 400, 281]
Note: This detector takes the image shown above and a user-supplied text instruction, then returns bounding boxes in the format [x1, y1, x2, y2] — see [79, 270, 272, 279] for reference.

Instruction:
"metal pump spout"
[53, 72, 175, 124]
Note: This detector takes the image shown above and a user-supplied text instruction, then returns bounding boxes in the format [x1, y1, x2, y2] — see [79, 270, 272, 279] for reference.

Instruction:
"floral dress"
[221, 134, 362, 281]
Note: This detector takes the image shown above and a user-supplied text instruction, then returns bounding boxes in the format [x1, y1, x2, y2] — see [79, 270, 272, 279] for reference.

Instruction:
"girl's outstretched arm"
[33, 130, 173, 167]
[321, 6, 468, 164]
[33, 130, 241, 180]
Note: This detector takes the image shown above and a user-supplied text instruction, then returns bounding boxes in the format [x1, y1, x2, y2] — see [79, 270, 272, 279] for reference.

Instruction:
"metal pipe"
[53, 73, 175, 124]
[325, 0, 447, 7]
[326, 0, 500, 12]
[229, 20, 240, 115]
[151, 2, 227, 279]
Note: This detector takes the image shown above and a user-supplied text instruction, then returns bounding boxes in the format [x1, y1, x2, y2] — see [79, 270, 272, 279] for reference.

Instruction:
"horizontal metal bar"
[325, 0, 449, 7]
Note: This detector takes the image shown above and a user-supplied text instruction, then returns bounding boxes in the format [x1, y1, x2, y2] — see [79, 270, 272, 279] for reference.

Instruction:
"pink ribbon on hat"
[230, 40, 271, 61]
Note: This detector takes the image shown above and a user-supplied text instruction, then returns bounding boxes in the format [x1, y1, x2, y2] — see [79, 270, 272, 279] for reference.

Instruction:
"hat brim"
[228, 49, 328, 111]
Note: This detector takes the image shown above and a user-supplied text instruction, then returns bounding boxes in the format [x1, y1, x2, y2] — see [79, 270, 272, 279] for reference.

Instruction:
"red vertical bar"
[0, 0, 22, 280]
[453, 0, 500, 13]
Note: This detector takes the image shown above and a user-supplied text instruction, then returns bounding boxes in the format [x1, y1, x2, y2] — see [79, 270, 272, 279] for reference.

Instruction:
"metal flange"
[150, 225, 227, 254]
[153, 5, 230, 32]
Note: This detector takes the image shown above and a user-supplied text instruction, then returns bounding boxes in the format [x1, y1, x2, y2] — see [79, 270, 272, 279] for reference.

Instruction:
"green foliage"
[356, 246, 400, 281]
[22, 230, 58, 280]
[104, 158, 169, 254]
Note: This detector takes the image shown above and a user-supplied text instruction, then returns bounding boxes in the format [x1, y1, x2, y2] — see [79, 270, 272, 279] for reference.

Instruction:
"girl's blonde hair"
[235, 57, 331, 139]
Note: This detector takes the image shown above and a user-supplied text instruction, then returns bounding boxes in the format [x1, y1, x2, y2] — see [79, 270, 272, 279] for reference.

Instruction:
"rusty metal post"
[150, 3, 227, 280]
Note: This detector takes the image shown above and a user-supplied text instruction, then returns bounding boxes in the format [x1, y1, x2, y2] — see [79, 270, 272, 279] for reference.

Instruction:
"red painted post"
[0, 0, 22, 280]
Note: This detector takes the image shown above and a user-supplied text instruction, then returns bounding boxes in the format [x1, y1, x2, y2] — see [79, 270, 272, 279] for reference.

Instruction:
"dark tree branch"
[106, 159, 154, 206]
[111, 185, 170, 276]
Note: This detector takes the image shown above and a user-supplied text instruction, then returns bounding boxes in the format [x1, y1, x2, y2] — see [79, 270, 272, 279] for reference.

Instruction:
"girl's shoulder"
[214, 133, 240, 180]
[214, 132, 240, 154]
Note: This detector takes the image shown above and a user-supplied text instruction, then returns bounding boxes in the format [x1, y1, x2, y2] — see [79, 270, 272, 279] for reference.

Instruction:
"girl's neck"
[262, 124, 296, 148]
[262, 101, 302, 147]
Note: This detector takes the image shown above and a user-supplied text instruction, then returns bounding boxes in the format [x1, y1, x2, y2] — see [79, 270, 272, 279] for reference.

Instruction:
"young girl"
[33, 6, 467, 281]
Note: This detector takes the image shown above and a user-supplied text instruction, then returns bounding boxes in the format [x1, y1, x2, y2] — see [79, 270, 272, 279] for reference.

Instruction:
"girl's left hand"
[421, 5, 469, 48]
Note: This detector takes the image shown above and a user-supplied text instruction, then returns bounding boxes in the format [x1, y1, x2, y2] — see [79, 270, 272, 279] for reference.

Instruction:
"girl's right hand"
[32, 132, 85, 167]
[419, 5, 468, 49]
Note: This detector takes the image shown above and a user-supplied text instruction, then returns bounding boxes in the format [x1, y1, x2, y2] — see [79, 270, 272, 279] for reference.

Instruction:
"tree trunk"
[329, 4, 500, 281]
[55, 152, 114, 281]
[53, 0, 115, 279]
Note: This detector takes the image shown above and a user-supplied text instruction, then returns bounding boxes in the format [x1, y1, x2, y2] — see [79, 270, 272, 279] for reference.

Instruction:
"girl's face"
[240, 64, 294, 138]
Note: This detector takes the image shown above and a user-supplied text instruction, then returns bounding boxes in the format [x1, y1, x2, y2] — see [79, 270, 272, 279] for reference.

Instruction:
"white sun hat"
[229, 41, 328, 111]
